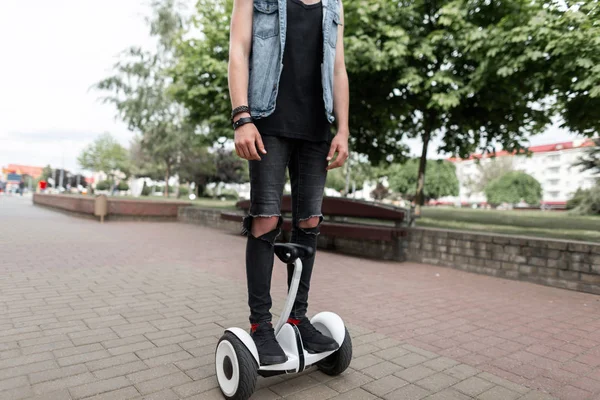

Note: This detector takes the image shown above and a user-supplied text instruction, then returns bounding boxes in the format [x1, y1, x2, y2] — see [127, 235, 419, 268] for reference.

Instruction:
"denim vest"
[248, 0, 340, 123]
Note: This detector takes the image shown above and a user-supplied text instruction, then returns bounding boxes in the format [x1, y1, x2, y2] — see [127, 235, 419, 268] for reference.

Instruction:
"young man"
[228, 0, 349, 364]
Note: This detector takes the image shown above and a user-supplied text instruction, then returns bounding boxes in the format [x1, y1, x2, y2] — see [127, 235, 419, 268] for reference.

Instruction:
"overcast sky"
[0, 0, 582, 173]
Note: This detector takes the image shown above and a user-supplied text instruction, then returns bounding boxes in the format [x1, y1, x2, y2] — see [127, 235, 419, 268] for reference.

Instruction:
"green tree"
[326, 168, 346, 193]
[484, 171, 542, 205]
[387, 159, 459, 201]
[569, 186, 600, 215]
[178, 146, 217, 196]
[173, 0, 599, 211]
[171, 0, 232, 145]
[96, 0, 191, 197]
[463, 157, 515, 196]
[575, 139, 600, 175]
[78, 133, 129, 188]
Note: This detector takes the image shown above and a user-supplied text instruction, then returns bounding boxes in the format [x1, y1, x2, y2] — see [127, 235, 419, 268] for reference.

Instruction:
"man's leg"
[243, 135, 290, 364]
[286, 139, 338, 353]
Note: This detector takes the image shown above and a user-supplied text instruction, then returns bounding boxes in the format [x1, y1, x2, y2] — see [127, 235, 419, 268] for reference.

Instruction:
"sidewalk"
[2, 196, 598, 399]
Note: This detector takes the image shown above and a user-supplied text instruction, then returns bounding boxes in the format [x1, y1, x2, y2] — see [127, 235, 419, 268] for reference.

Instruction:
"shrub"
[117, 181, 129, 191]
[179, 186, 190, 197]
[95, 180, 110, 191]
[484, 171, 542, 206]
[570, 185, 600, 215]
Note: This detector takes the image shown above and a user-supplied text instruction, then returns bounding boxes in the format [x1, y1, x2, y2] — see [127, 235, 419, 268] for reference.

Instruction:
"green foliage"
[326, 168, 346, 193]
[567, 188, 589, 210]
[141, 182, 153, 196]
[172, 0, 599, 206]
[171, 0, 232, 145]
[117, 181, 130, 191]
[218, 188, 239, 200]
[575, 139, 600, 174]
[484, 171, 542, 205]
[95, 0, 191, 197]
[421, 207, 600, 232]
[40, 165, 53, 181]
[78, 133, 129, 179]
[463, 157, 514, 195]
[387, 159, 459, 200]
[570, 185, 600, 215]
[96, 181, 111, 191]
[178, 186, 190, 197]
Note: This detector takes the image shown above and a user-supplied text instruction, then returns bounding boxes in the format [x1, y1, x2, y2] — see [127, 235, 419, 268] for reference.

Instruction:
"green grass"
[417, 217, 600, 243]
[420, 207, 600, 232]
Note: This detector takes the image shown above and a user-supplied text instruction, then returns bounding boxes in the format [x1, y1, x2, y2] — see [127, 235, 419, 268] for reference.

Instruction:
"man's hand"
[326, 131, 349, 170]
[234, 122, 267, 161]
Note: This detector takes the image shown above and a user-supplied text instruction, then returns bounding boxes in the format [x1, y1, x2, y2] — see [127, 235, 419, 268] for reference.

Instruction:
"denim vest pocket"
[253, 1, 280, 39]
[326, 11, 340, 48]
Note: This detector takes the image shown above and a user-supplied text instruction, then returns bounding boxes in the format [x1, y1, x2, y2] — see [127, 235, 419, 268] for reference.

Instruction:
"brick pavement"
[2, 196, 598, 399]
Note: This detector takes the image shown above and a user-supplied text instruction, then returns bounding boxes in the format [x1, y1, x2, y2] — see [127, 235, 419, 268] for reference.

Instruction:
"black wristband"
[231, 105, 251, 122]
[233, 117, 253, 130]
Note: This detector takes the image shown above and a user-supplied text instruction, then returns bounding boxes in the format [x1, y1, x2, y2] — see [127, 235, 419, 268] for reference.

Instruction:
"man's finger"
[239, 144, 250, 160]
[255, 134, 267, 155]
[326, 143, 337, 161]
[247, 141, 261, 160]
[327, 156, 343, 170]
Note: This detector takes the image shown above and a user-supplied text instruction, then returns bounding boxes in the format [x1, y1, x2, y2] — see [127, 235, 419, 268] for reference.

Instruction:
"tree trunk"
[415, 129, 432, 216]
[164, 163, 170, 198]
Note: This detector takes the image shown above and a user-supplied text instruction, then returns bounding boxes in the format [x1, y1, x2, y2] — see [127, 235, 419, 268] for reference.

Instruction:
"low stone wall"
[405, 227, 600, 295]
[177, 207, 600, 295]
[33, 193, 95, 214]
[178, 207, 242, 232]
[33, 194, 189, 221]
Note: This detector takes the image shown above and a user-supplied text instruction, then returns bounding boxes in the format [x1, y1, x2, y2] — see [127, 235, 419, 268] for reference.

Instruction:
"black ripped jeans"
[243, 135, 329, 324]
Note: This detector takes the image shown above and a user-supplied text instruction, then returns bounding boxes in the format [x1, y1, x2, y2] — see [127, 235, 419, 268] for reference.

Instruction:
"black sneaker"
[288, 317, 339, 354]
[250, 322, 287, 365]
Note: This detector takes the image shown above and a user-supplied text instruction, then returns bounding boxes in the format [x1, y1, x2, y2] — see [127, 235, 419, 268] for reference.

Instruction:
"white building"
[441, 138, 598, 208]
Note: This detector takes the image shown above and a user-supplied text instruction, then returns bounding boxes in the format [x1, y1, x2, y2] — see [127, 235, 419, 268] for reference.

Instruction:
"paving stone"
[374, 347, 411, 361]
[134, 371, 192, 395]
[172, 376, 218, 397]
[384, 384, 431, 400]
[86, 353, 140, 371]
[126, 364, 180, 384]
[143, 350, 192, 367]
[29, 364, 88, 384]
[352, 354, 386, 370]
[362, 374, 409, 396]
[83, 386, 140, 400]
[422, 357, 460, 372]
[415, 372, 459, 392]
[476, 385, 521, 400]
[248, 388, 281, 400]
[362, 361, 405, 379]
[395, 365, 437, 383]
[424, 388, 472, 400]
[331, 387, 378, 399]
[284, 384, 339, 400]
[477, 372, 530, 394]
[93, 361, 148, 380]
[32, 372, 98, 394]
[326, 371, 375, 393]
[27, 389, 72, 400]
[68, 376, 131, 399]
[451, 376, 495, 397]
[138, 388, 179, 400]
[445, 364, 479, 380]
[518, 391, 557, 400]
[393, 353, 430, 368]
[0, 375, 28, 392]
[271, 374, 320, 396]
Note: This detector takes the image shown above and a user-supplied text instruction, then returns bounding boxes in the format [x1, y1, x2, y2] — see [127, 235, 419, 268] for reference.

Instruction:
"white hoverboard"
[215, 243, 352, 400]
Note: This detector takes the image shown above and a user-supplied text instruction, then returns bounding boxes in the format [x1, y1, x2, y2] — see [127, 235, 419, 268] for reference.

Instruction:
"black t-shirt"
[254, 0, 331, 142]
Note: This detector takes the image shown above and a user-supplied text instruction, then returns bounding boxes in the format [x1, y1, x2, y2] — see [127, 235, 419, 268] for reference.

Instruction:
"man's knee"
[251, 216, 280, 238]
[298, 216, 321, 229]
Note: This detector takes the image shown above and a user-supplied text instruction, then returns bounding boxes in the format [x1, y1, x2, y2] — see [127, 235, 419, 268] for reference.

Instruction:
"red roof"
[5, 164, 44, 178]
[448, 139, 597, 162]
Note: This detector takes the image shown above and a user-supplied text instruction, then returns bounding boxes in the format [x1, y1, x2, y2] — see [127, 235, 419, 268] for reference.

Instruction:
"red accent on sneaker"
[287, 318, 301, 325]
[251, 323, 260, 332]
